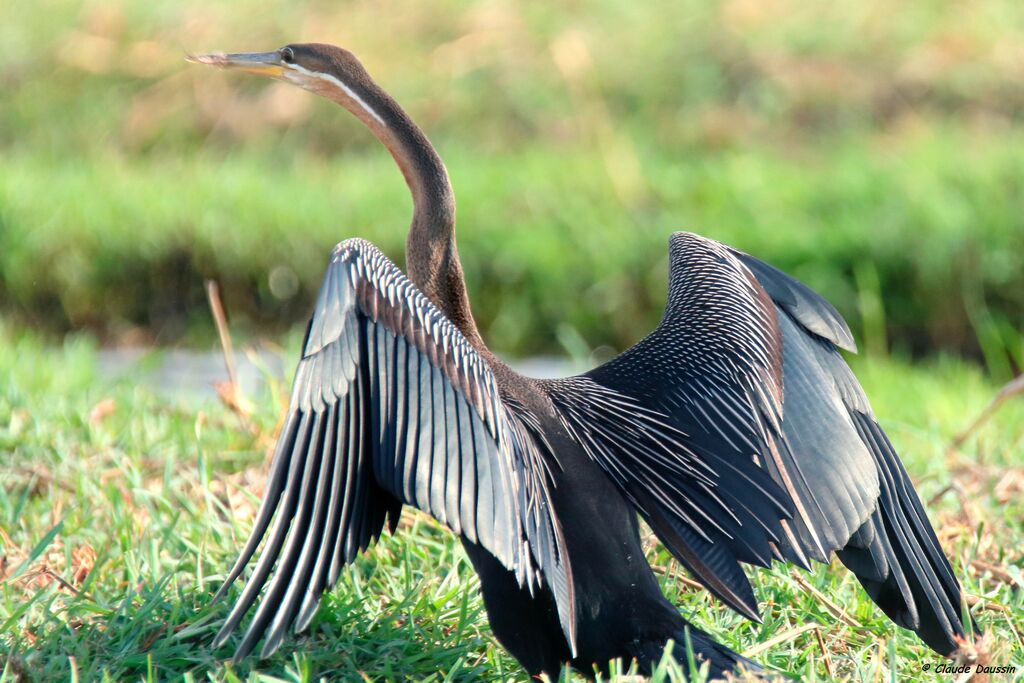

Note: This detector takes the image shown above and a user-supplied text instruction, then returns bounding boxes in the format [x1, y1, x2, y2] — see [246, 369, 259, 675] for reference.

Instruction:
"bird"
[188, 43, 976, 680]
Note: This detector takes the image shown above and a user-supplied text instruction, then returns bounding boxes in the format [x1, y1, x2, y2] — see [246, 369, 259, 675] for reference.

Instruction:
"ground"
[1, 326, 1021, 681]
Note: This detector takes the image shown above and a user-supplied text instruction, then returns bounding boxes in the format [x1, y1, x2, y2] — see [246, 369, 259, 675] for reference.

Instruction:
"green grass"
[2, 325, 1022, 681]
[1, 131, 1022, 370]
[2, 0, 1023, 365]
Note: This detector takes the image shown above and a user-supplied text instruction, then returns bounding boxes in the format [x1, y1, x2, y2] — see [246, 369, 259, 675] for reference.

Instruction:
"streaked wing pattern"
[213, 238, 574, 659]
[756, 264, 970, 653]
[728, 247, 857, 353]
[551, 230, 969, 653]
[547, 232, 800, 620]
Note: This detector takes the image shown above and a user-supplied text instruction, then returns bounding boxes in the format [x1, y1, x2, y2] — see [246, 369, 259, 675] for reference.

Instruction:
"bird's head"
[188, 43, 386, 129]
[188, 41, 457, 272]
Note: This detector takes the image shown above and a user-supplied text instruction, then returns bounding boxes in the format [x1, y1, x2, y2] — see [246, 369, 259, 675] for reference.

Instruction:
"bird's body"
[466, 436, 763, 677]
[459, 383, 707, 677]
[462, 356, 765, 676]
[189, 43, 975, 679]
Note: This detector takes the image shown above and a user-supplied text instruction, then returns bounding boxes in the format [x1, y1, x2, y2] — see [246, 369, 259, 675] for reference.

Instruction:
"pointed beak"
[186, 51, 285, 77]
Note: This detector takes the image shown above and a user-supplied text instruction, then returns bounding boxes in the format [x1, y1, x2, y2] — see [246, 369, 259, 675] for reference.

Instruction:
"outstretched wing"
[547, 232, 970, 653]
[214, 238, 574, 660]
[729, 248, 970, 653]
[546, 232, 799, 620]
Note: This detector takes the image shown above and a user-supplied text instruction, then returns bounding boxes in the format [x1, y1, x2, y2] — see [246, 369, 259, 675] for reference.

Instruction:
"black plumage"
[212, 241, 574, 660]
[190, 43, 976, 679]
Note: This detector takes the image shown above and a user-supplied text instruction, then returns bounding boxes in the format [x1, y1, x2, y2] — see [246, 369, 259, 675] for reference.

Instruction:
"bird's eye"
[279, 47, 295, 64]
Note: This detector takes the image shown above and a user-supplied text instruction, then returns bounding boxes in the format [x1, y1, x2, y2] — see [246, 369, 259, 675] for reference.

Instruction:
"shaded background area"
[2, 0, 1022, 375]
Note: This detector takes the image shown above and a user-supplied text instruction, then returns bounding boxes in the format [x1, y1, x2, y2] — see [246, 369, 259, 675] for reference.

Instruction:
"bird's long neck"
[313, 73, 482, 346]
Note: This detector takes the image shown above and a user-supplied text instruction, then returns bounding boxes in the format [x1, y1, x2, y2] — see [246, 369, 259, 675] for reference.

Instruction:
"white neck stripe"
[286, 62, 386, 127]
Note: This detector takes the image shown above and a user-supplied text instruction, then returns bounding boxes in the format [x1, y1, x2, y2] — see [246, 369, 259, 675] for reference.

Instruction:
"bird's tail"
[837, 413, 977, 655]
[629, 622, 769, 681]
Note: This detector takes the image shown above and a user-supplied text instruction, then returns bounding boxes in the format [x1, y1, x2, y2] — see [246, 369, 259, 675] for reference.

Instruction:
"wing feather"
[740, 251, 973, 652]
[547, 232, 794, 618]
[550, 230, 970, 653]
[214, 238, 574, 659]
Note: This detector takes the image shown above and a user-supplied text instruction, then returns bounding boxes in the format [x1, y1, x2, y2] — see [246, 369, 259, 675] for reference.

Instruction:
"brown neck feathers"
[309, 63, 482, 346]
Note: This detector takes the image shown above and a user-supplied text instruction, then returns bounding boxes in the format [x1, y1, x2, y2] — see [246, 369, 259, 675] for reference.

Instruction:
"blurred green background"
[2, 0, 1022, 372]
[3, 3, 1024, 681]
